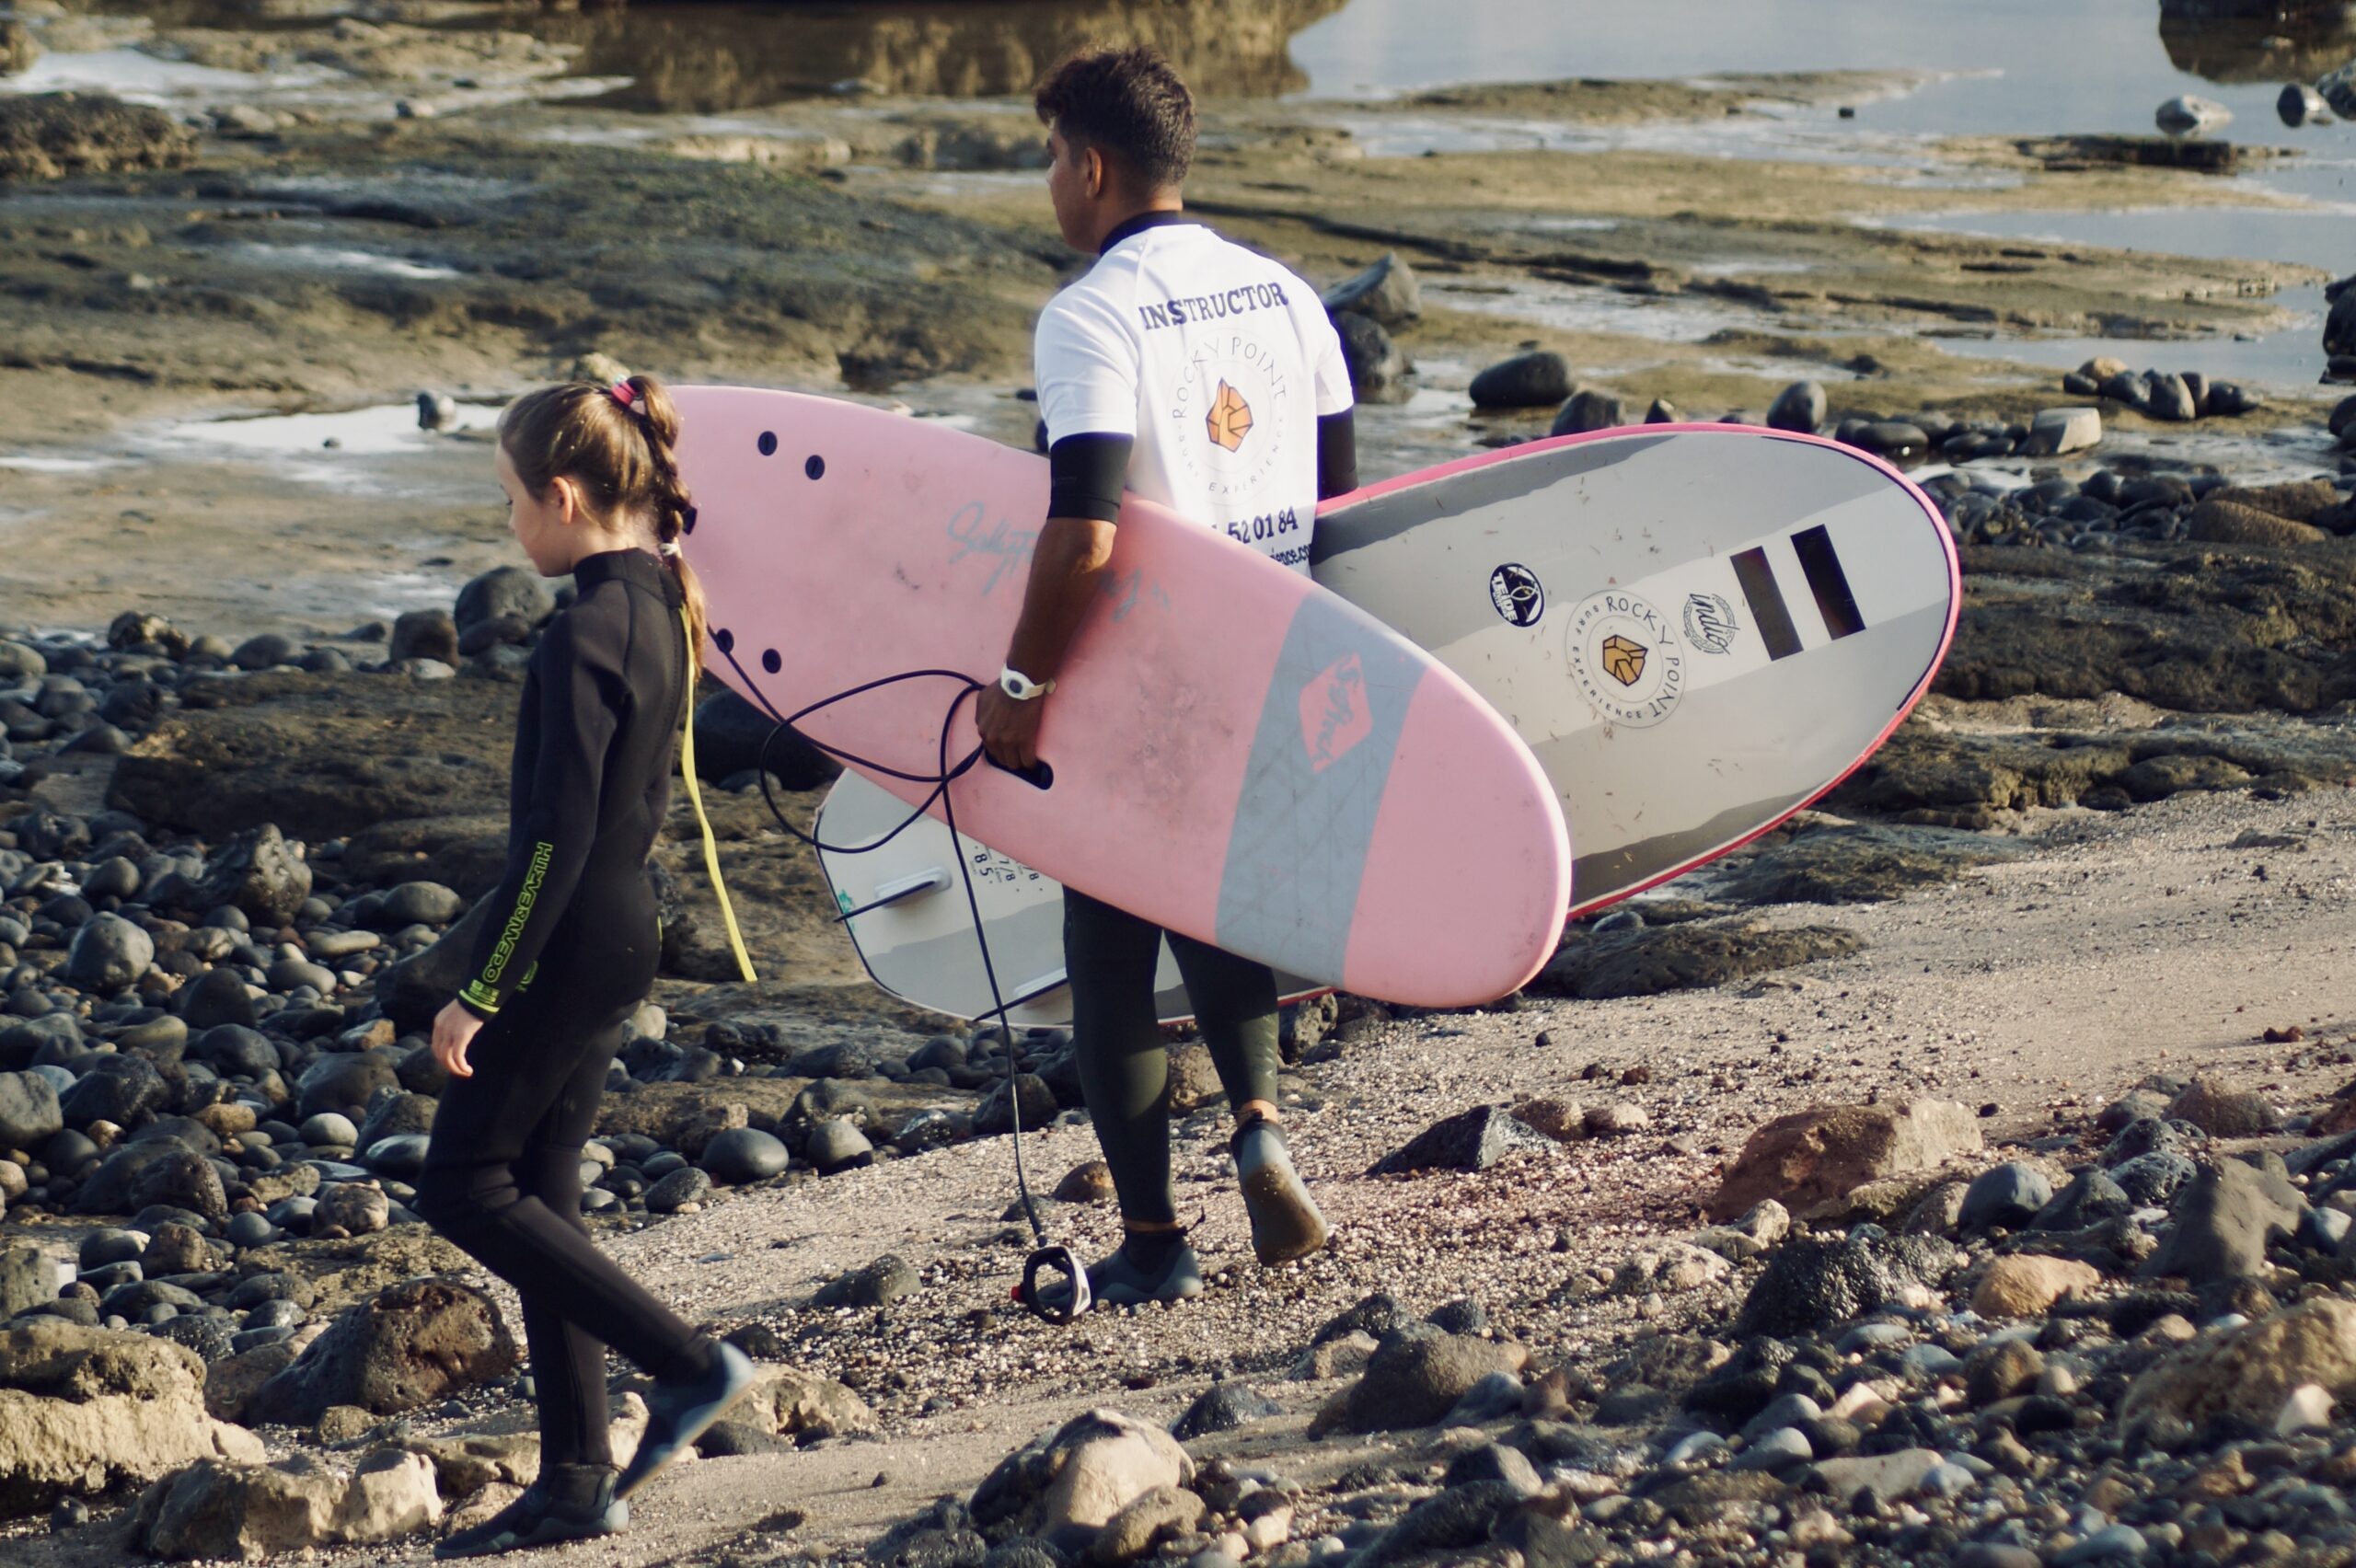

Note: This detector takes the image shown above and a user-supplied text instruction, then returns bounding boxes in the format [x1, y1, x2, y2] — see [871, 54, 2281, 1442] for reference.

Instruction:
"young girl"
[417, 376, 753, 1558]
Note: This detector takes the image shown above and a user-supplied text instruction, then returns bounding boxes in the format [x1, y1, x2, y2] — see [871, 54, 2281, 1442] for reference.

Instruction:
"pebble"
[1767, 380, 1826, 432]
[299, 1113, 358, 1148]
[701, 1126, 790, 1184]
[1731, 1426, 1812, 1471]
[2055, 1523, 2149, 1563]
[644, 1167, 713, 1214]
[1960, 1162, 2051, 1230]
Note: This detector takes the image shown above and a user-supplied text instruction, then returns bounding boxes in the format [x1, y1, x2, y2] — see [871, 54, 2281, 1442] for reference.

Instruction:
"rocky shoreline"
[6, 439, 2356, 1563]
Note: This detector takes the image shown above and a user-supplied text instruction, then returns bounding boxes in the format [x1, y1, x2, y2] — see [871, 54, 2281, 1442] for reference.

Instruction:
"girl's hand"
[433, 1000, 485, 1079]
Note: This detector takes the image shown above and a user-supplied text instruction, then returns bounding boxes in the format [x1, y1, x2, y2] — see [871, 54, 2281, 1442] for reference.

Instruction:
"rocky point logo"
[1299, 652, 1372, 774]
[1567, 590, 1685, 729]
[1206, 381, 1253, 453]
[1170, 333, 1289, 502]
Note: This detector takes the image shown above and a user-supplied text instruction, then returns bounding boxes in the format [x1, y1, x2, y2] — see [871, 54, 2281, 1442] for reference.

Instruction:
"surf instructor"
[976, 46, 1360, 1307]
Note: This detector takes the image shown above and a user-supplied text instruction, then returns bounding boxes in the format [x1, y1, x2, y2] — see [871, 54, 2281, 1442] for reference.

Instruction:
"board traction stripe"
[1793, 525, 1865, 640]
[1729, 547, 1801, 661]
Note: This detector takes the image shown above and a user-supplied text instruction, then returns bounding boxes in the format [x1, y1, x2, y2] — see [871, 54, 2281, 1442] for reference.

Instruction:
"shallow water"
[1877, 203, 2348, 386]
[1295, 0, 2355, 134]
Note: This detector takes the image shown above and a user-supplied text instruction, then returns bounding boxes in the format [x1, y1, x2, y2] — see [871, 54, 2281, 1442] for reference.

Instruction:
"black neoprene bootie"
[435, 1463, 625, 1558]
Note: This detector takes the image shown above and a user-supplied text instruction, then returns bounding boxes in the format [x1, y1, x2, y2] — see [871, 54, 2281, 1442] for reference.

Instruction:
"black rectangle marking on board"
[1792, 525, 1865, 640]
[1730, 547, 1800, 660]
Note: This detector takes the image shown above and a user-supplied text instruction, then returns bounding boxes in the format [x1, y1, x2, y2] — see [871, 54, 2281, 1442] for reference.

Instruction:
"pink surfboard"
[671, 386, 1571, 1009]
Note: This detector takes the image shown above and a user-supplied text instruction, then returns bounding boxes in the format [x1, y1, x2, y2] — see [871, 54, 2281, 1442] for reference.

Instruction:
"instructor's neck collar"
[1097, 209, 1194, 256]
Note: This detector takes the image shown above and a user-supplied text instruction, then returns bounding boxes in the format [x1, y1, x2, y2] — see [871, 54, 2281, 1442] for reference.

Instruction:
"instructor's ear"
[1081, 144, 1105, 201]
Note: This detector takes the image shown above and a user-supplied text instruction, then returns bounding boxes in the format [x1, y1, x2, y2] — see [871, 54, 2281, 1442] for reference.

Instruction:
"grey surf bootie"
[1235, 1118, 1329, 1265]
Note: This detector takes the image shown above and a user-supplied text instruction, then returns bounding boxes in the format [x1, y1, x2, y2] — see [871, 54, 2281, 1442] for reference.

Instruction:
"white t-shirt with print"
[1034, 220, 1354, 574]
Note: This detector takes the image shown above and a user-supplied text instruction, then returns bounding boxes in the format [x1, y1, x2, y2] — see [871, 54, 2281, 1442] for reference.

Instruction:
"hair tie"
[610, 381, 637, 409]
[659, 541, 683, 559]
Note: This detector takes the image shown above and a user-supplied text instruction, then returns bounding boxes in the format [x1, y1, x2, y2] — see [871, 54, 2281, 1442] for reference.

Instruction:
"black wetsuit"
[417, 549, 708, 1471]
[1050, 412, 1358, 1231]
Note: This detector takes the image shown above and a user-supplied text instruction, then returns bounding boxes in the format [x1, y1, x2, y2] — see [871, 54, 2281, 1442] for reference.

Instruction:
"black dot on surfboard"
[756, 432, 778, 456]
[714, 628, 733, 653]
[804, 455, 826, 480]
[761, 649, 781, 674]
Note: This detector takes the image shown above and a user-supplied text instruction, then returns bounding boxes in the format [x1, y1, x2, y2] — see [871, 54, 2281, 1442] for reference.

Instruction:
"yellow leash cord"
[678, 607, 758, 984]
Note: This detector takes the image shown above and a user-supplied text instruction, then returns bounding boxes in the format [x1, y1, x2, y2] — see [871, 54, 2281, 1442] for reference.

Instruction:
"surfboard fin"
[679, 608, 758, 985]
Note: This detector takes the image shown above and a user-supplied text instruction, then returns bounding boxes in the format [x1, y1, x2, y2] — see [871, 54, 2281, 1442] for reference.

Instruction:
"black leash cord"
[710, 647, 1089, 1321]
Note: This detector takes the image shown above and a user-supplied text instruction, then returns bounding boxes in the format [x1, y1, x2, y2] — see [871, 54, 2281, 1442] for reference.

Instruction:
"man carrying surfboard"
[976, 46, 1360, 1307]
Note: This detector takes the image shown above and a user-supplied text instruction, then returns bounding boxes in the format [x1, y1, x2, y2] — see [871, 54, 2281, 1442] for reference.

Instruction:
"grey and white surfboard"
[817, 425, 1957, 1023]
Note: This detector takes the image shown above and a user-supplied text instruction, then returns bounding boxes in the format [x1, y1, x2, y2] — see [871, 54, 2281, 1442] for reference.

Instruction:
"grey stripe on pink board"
[1215, 594, 1426, 983]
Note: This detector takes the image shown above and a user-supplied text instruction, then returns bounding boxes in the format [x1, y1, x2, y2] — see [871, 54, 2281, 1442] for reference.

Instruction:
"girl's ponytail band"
[611, 381, 637, 409]
[659, 541, 682, 558]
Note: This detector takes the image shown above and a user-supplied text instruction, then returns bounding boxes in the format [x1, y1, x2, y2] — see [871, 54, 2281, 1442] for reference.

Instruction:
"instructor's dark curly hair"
[1034, 45, 1196, 190]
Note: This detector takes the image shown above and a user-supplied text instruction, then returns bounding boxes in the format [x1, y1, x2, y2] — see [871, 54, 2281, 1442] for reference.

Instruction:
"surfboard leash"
[707, 646, 1091, 1325]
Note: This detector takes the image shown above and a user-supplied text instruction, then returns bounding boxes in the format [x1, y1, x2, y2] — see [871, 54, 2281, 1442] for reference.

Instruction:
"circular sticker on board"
[1682, 592, 1739, 654]
[1488, 563, 1545, 627]
[1567, 590, 1685, 728]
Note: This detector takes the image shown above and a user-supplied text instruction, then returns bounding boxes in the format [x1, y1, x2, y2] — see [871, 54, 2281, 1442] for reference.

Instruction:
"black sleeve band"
[1317, 411, 1358, 501]
[1046, 432, 1134, 523]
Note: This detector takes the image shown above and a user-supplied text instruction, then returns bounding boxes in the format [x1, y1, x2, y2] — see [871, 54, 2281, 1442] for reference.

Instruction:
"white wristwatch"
[998, 665, 1057, 702]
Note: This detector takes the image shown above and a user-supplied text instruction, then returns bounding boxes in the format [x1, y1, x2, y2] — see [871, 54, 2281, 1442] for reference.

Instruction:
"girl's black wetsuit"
[418, 548, 710, 1470]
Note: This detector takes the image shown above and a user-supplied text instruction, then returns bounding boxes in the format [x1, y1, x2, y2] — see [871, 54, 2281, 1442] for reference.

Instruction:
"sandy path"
[6, 781, 2352, 1566]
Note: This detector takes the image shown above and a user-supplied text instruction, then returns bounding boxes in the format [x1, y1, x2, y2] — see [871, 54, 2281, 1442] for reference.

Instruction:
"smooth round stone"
[229, 1326, 294, 1355]
[363, 1135, 429, 1178]
[1960, 1162, 2052, 1230]
[1661, 1431, 1726, 1466]
[1901, 1343, 1961, 1377]
[78, 1262, 142, 1292]
[1741, 1392, 1822, 1442]
[29, 1064, 75, 1098]
[42, 1124, 98, 1172]
[299, 1160, 367, 1182]
[1730, 1427, 1812, 1472]
[267, 958, 337, 995]
[1922, 1460, 1978, 1497]
[807, 1119, 873, 1172]
[641, 1151, 687, 1179]
[701, 1127, 790, 1184]
[77, 1229, 146, 1270]
[644, 1167, 713, 1214]
[2055, 1524, 2149, 1564]
[224, 1212, 276, 1249]
[1839, 1321, 1911, 1353]
[380, 882, 464, 926]
[299, 1113, 358, 1147]
[242, 1298, 306, 1331]
[581, 1187, 619, 1214]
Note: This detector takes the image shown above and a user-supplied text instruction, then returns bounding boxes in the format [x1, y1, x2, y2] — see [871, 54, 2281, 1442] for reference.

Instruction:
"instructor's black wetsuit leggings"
[415, 944, 700, 1470]
[1065, 888, 1283, 1228]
